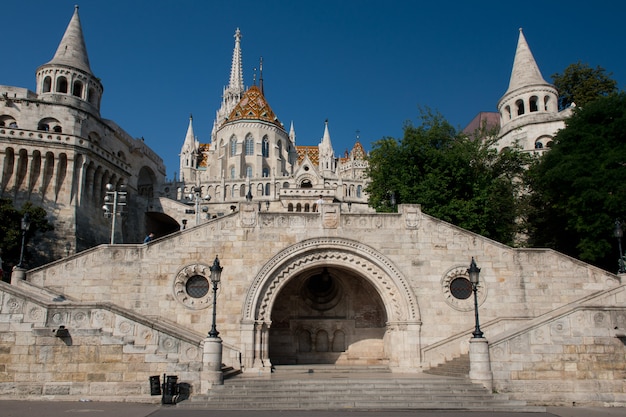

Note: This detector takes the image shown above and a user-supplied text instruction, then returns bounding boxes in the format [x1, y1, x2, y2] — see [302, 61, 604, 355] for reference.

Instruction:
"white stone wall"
[2, 203, 623, 403]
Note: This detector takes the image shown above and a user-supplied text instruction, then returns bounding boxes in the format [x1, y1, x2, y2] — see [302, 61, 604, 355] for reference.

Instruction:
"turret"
[35, 6, 103, 116]
[497, 29, 559, 143]
[318, 120, 336, 176]
[179, 115, 199, 181]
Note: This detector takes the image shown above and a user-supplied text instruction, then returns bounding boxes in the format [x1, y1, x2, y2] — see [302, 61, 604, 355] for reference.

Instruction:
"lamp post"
[468, 257, 483, 338]
[17, 213, 31, 268]
[615, 220, 626, 274]
[265, 200, 270, 211]
[208, 255, 223, 338]
[102, 183, 127, 244]
[187, 186, 210, 226]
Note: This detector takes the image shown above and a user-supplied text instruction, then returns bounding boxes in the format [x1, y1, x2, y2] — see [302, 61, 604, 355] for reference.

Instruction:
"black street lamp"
[208, 255, 223, 338]
[615, 220, 625, 274]
[102, 183, 127, 244]
[468, 257, 484, 338]
[17, 213, 31, 268]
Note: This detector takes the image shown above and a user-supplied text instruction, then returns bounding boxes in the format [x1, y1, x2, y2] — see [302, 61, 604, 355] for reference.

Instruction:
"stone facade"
[3, 205, 625, 405]
[1, 7, 625, 408]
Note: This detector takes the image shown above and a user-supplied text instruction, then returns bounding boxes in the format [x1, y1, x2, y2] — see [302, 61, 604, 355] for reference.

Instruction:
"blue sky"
[3, 1, 625, 179]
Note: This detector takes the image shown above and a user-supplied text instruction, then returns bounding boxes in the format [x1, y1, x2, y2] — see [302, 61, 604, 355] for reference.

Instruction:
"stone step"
[179, 370, 544, 412]
[424, 353, 471, 377]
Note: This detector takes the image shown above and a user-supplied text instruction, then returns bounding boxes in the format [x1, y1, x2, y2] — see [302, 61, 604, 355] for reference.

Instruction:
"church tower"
[497, 29, 566, 151]
[35, 5, 103, 117]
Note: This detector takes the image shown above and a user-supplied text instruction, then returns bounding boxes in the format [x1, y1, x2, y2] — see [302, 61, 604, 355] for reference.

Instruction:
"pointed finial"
[189, 113, 193, 120]
[259, 56, 264, 95]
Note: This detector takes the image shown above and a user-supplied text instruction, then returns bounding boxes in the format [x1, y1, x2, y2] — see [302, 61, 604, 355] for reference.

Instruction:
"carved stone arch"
[242, 237, 420, 325]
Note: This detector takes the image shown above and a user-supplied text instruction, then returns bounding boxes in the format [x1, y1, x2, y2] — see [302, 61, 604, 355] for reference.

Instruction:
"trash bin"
[162, 375, 178, 404]
[149, 375, 161, 396]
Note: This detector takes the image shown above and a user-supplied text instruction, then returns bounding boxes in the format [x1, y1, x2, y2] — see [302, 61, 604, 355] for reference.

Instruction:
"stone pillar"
[200, 337, 223, 393]
[469, 337, 493, 391]
[11, 266, 26, 282]
[252, 322, 263, 369]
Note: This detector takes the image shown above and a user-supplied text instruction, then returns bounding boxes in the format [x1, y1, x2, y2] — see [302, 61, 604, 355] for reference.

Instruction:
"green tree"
[365, 110, 532, 246]
[0, 199, 53, 276]
[551, 62, 618, 110]
[525, 93, 626, 272]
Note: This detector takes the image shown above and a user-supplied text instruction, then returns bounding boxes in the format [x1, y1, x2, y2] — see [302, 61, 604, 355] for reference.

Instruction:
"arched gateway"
[241, 237, 422, 371]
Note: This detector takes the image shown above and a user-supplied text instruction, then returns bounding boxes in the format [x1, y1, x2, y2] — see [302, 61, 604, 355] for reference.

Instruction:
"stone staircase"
[178, 366, 544, 412]
[424, 353, 470, 377]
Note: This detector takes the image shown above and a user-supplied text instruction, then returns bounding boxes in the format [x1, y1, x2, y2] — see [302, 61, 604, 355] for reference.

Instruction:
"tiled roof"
[224, 85, 284, 130]
[296, 146, 319, 165]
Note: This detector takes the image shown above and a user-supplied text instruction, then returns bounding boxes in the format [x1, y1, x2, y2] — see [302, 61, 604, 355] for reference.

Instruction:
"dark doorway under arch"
[269, 266, 388, 365]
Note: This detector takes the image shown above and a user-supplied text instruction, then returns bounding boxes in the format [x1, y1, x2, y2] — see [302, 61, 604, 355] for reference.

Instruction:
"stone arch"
[241, 237, 422, 370]
[243, 237, 419, 323]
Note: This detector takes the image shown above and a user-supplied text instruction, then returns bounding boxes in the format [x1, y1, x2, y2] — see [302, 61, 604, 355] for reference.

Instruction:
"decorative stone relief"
[173, 263, 213, 310]
[321, 206, 339, 229]
[441, 266, 486, 312]
[241, 203, 257, 227]
[403, 205, 421, 229]
[244, 237, 419, 324]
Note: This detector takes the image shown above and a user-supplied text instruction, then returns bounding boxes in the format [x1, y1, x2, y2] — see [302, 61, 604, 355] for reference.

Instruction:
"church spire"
[47, 5, 93, 75]
[180, 114, 199, 181]
[505, 28, 548, 93]
[318, 119, 336, 175]
[212, 28, 246, 140]
[228, 28, 244, 94]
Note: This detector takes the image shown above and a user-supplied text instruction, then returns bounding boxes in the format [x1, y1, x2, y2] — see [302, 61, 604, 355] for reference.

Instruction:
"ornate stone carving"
[243, 237, 419, 325]
[173, 263, 213, 310]
[441, 265, 487, 312]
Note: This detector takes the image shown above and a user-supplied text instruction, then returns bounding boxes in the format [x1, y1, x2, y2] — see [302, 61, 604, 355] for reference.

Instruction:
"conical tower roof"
[505, 28, 548, 93]
[47, 5, 93, 74]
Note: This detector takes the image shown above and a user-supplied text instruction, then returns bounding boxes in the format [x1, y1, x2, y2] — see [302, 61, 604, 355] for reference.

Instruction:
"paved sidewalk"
[1, 400, 625, 417]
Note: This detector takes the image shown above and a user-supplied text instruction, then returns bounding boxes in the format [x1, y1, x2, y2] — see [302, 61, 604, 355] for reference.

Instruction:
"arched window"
[53, 125, 62, 133]
[516, 99, 525, 116]
[262, 167, 269, 177]
[262, 136, 269, 157]
[230, 166, 236, 179]
[296, 203, 302, 212]
[230, 136, 237, 156]
[544, 95, 551, 111]
[245, 134, 254, 155]
[357, 185, 362, 198]
[43, 76, 52, 93]
[288, 203, 294, 212]
[88, 87, 96, 105]
[529, 96, 538, 112]
[246, 165, 253, 178]
[73, 80, 83, 98]
[505, 105, 511, 120]
[56, 76, 68, 93]
[265, 183, 270, 196]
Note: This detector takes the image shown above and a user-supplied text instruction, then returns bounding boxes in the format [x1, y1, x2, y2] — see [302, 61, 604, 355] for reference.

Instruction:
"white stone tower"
[497, 29, 569, 151]
[35, 5, 103, 117]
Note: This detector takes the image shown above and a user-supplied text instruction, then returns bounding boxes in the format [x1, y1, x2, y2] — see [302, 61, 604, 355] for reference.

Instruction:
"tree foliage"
[525, 92, 626, 272]
[0, 199, 53, 274]
[365, 109, 532, 246]
[551, 62, 618, 110]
